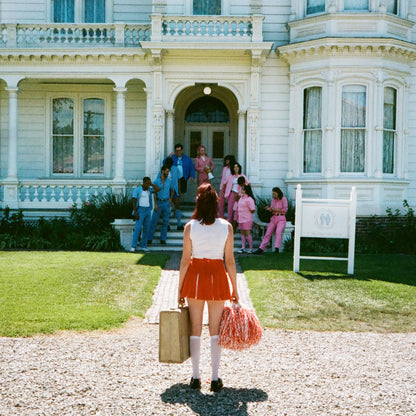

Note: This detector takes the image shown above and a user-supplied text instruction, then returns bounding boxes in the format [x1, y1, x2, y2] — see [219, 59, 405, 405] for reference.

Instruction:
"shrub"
[255, 195, 295, 223]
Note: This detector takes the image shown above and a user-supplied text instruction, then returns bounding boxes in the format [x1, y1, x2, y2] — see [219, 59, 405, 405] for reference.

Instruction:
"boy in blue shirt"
[130, 177, 160, 252]
[147, 165, 175, 245]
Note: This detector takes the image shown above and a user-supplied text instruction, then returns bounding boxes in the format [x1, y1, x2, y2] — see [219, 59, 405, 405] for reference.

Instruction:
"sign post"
[293, 185, 357, 274]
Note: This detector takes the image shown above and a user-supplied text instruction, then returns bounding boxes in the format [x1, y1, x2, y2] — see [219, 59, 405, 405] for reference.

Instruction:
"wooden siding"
[258, 56, 290, 193]
[0, 0, 47, 23]
[113, 0, 152, 24]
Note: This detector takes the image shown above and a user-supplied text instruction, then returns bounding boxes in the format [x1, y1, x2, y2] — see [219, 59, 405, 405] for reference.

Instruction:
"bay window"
[53, 0, 105, 23]
[343, 0, 369, 10]
[193, 0, 221, 15]
[340, 85, 366, 173]
[385, 0, 398, 14]
[306, 0, 325, 15]
[85, 0, 105, 23]
[53, 0, 75, 23]
[303, 87, 322, 173]
[383, 87, 397, 174]
[52, 96, 106, 176]
[53, 98, 74, 173]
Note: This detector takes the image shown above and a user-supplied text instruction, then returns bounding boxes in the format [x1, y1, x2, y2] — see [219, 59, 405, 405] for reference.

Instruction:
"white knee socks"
[190, 335, 222, 381]
[210, 335, 222, 381]
[190, 336, 201, 379]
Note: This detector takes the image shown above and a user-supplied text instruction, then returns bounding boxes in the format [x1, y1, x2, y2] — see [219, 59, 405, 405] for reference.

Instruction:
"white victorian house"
[1, 0, 415, 217]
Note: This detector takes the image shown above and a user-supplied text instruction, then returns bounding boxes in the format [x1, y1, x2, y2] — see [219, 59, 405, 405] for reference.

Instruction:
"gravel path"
[1, 253, 415, 415]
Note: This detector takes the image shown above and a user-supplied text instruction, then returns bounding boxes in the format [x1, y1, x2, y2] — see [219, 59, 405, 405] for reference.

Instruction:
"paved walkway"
[145, 252, 253, 324]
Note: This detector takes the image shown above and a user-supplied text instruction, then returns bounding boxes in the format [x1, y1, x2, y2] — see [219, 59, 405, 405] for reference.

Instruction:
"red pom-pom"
[218, 303, 262, 350]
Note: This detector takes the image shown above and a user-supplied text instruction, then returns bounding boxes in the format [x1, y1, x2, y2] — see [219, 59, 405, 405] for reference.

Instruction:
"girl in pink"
[236, 184, 256, 254]
[254, 187, 288, 255]
[194, 145, 214, 186]
[218, 155, 235, 218]
[224, 162, 249, 224]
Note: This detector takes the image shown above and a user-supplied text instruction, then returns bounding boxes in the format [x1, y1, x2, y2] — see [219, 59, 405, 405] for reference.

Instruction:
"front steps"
[145, 204, 262, 252]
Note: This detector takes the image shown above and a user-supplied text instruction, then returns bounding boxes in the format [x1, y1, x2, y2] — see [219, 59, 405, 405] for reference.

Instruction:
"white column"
[323, 71, 336, 178]
[6, 87, 19, 180]
[166, 109, 175, 156]
[113, 87, 127, 184]
[373, 71, 385, 179]
[246, 108, 260, 182]
[237, 110, 246, 170]
[144, 88, 154, 176]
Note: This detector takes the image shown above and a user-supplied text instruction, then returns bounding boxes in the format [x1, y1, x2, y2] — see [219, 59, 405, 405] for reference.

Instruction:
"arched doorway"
[173, 85, 239, 201]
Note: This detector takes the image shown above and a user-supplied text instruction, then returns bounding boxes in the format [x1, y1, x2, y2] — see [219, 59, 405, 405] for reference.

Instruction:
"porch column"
[246, 108, 260, 182]
[166, 109, 175, 155]
[323, 70, 337, 178]
[6, 87, 18, 181]
[3, 87, 19, 208]
[373, 70, 385, 178]
[237, 110, 246, 170]
[113, 87, 127, 185]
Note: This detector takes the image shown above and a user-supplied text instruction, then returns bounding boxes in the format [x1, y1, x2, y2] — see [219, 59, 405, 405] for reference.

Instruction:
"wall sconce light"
[203, 86, 212, 95]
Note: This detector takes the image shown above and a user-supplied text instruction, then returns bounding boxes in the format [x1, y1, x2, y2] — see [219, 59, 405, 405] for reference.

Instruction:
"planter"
[111, 218, 135, 250]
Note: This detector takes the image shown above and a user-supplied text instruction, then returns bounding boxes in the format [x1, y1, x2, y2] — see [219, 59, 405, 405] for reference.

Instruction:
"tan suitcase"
[159, 306, 190, 363]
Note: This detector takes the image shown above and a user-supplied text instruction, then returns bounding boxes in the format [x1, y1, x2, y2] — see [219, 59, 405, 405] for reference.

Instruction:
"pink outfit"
[237, 195, 255, 225]
[194, 155, 214, 186]
[224, 174, 249, 222]
[259, 197, 288, 251]
[218, 166, 231, 218]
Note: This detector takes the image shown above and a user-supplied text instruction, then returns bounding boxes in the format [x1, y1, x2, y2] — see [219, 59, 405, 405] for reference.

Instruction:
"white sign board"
[293, 185, 357, 274]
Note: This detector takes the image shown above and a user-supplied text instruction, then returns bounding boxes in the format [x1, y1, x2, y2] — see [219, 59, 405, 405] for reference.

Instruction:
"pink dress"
[194, 155, 214, 186]
[237, 195, 255, 231]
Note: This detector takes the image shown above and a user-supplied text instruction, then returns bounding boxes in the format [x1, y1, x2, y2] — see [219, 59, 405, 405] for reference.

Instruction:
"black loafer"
[254, 248, 264, 255]
[210, 378, 223, 392]
[190, 377, 201, 390]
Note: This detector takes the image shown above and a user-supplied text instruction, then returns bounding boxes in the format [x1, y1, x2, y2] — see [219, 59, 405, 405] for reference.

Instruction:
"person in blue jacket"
[130, 177, 160, 252]
[164, 143, 195, 230]
[147, 165, 175, 245]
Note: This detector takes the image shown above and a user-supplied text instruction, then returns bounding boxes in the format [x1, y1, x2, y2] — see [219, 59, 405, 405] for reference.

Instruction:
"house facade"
[0, 0, 415, 217]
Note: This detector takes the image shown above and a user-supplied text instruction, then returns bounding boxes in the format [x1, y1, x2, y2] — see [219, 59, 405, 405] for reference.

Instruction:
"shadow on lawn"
[238, 252, 416, 287]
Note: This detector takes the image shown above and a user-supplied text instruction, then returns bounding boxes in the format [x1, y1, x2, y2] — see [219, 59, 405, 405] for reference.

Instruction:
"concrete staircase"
[147, 203, 262, 252]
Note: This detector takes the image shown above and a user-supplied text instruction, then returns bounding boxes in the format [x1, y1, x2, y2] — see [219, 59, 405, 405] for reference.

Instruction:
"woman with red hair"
[178, 183, 239, 393]
[194, 145, 214, 186]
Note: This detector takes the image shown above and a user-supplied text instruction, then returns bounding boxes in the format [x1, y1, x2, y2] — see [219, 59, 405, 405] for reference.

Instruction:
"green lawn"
[0, 251, 169, 337]
[240, 253, 416, 333]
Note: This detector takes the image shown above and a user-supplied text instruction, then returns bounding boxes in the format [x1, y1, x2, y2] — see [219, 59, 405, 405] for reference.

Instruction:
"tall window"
[52, 97, 105, 175]
[341, 85, 366, 173]
[54, 0, 75, 22]
[385, 0, 398, 14]
[303, 87, 322, 173]
[306, 0, 325, 15]
[83, 99, 105, 174]
[53, 98, 74, 173]
[85, 0, 105, 23]
[193, 0, 221, 15]
[343, 0, 369, 11]
[383, 87, 396, 174]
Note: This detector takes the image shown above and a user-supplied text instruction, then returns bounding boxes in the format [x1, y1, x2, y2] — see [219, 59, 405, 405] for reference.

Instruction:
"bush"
[356, 200, 416, 254]
[0, 192, 130, 251]
[255, 195, 295, 223]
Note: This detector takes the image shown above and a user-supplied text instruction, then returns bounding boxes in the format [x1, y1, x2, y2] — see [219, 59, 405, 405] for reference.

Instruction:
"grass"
[239, 253, 416, 333]
[0, 251, 169, 337]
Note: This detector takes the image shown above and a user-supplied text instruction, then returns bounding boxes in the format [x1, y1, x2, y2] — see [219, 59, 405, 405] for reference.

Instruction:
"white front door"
[184, 124, 230, 199]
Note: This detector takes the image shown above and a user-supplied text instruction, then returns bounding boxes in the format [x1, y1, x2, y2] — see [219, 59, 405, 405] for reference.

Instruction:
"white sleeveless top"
[189, 218, 229, 260]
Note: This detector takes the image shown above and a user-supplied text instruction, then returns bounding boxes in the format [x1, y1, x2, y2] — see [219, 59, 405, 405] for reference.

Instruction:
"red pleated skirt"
[180, 258, 232, 301]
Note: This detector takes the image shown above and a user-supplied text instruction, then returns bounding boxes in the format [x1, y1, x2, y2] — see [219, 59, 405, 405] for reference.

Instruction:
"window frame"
[47, 92, 111, 178]
[302, 86, 323, 174]
[50, 0, 112, 23]
[338, 83, 368, 175]
[382, 86, 398, 176]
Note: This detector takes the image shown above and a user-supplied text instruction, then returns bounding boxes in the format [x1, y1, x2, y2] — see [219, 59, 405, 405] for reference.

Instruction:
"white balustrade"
[159, 16, 258, 41]
[0, 24, 151, 48]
